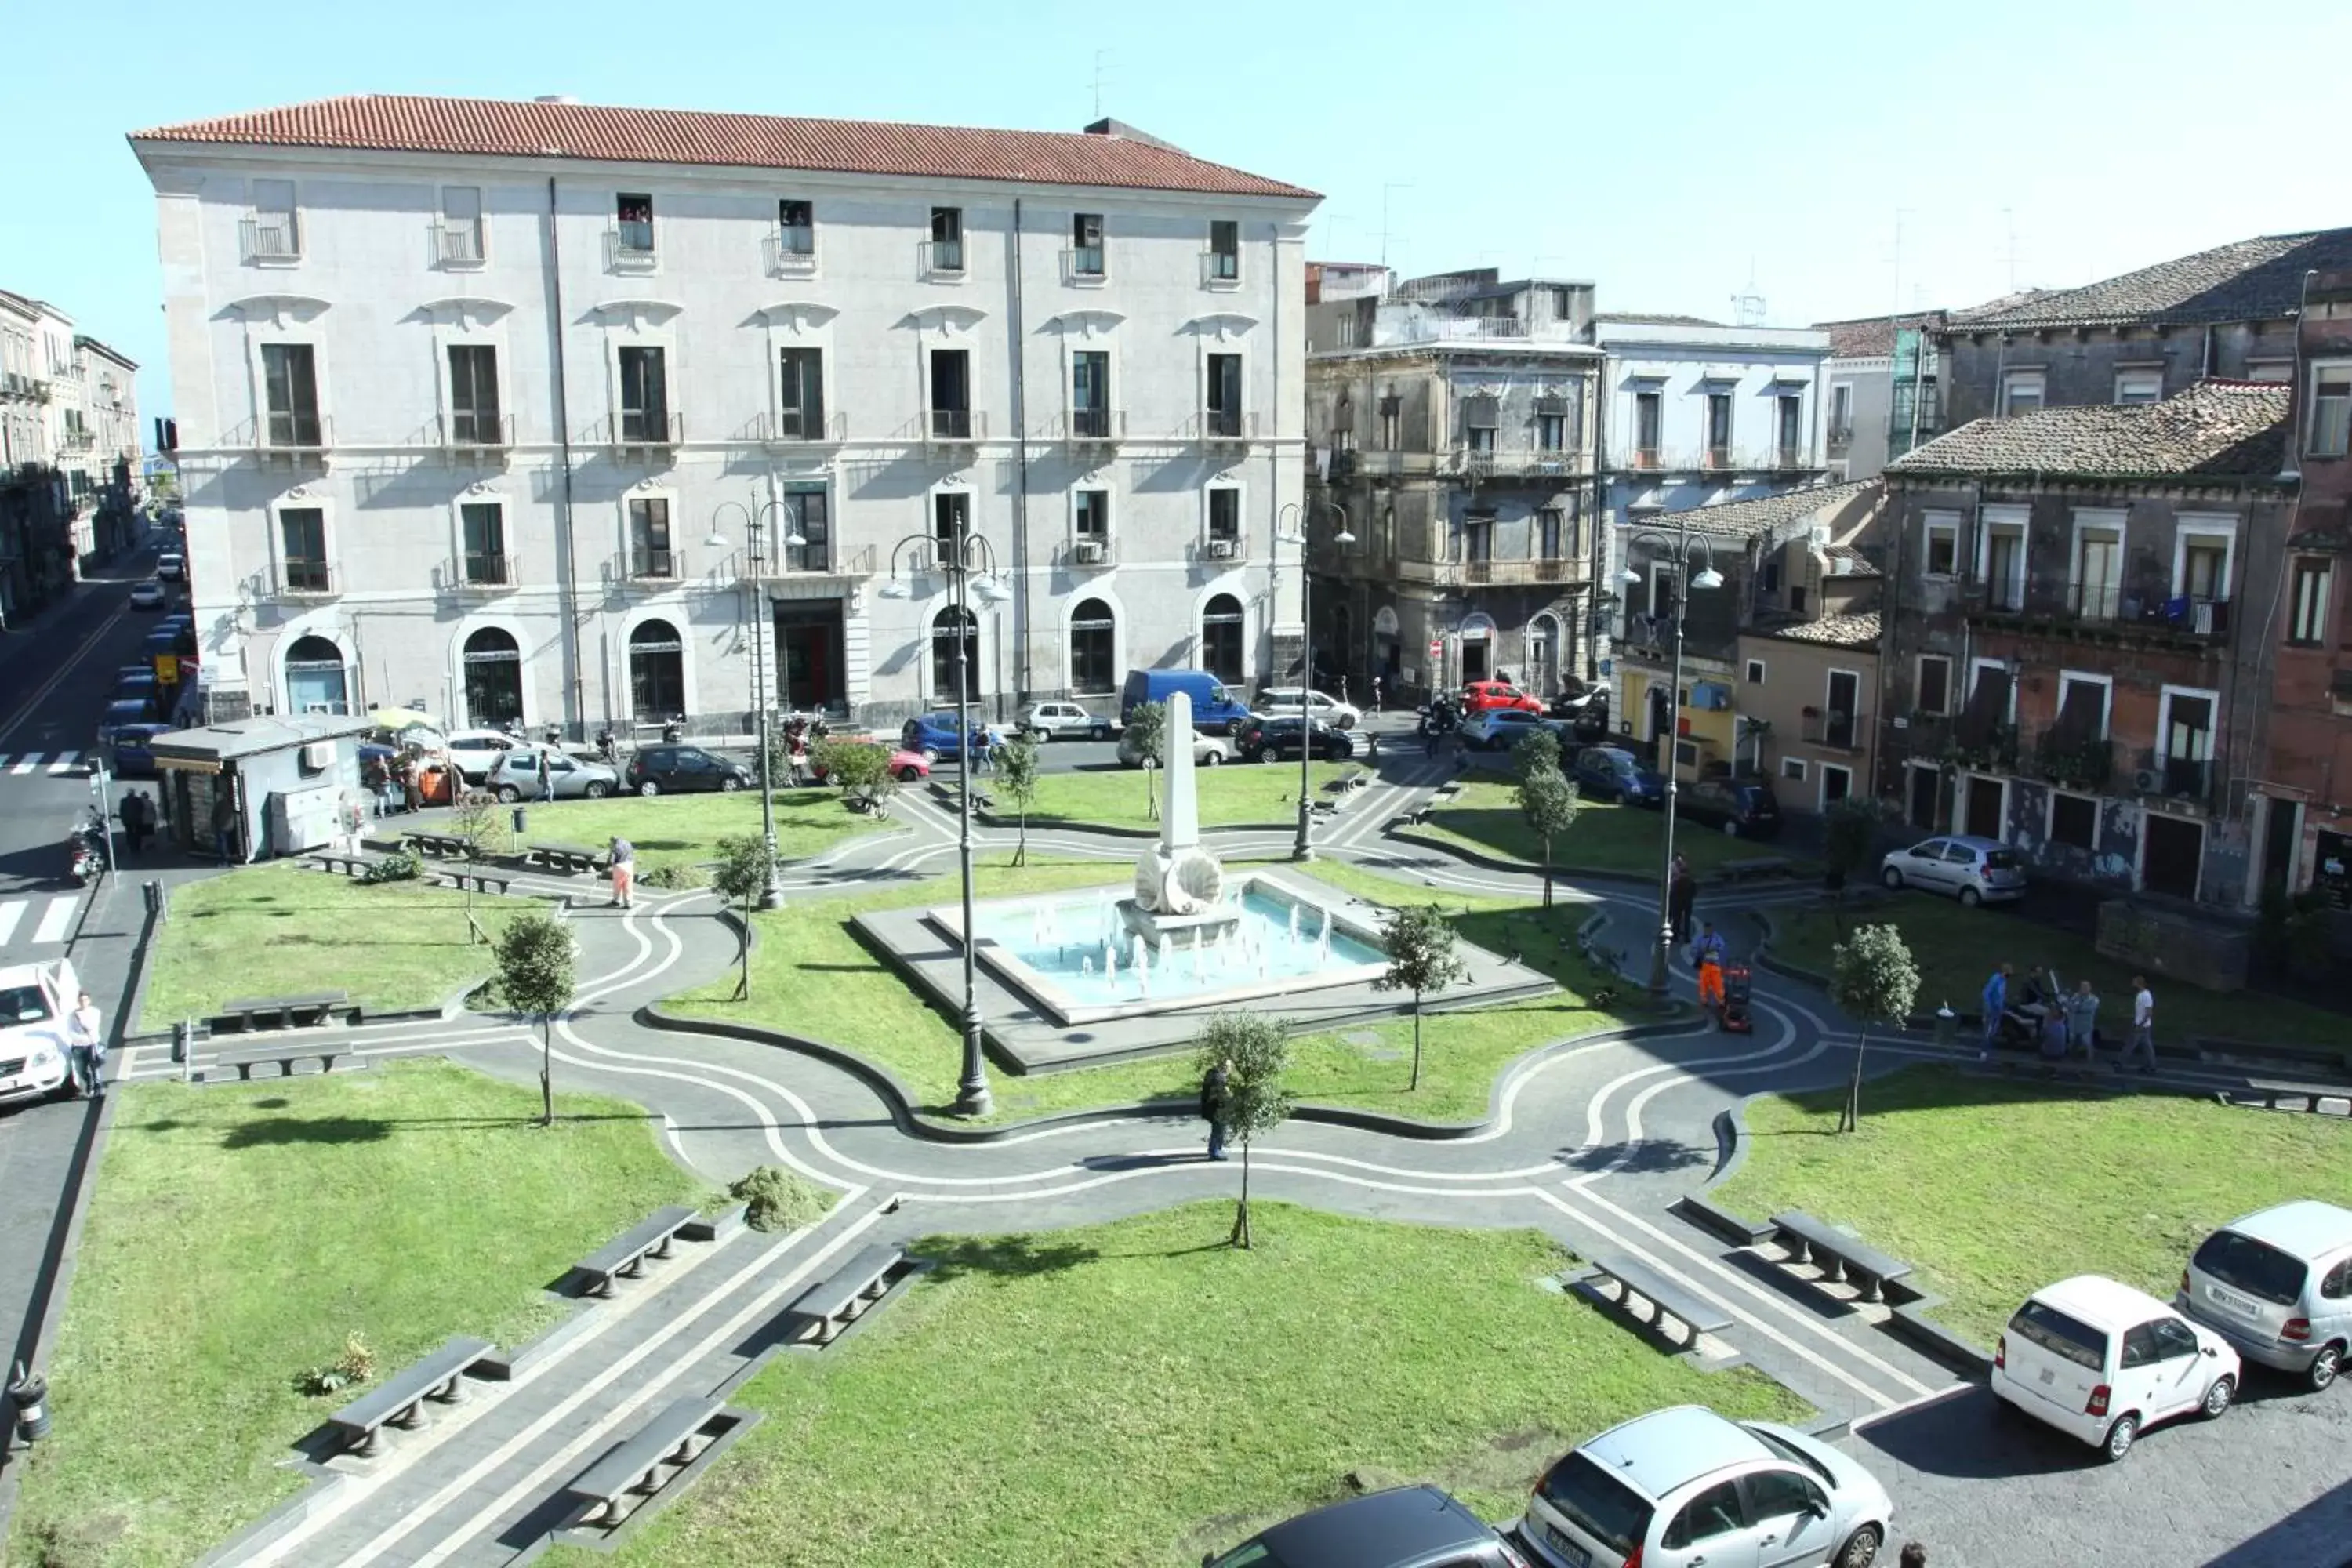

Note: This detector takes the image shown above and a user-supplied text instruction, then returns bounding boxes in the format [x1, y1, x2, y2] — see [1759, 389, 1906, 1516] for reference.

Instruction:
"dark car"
[1234, 714, 1356, 763]
[1203, 1485, 1532, 1568]
[1572, 745, 1665, 806]
[1678, 777, 1782, 838]
[113, 671, 160, 715]
[901, 710, 989, 764]
[110, 723, 174, 778]
[623, 744, 752, 797]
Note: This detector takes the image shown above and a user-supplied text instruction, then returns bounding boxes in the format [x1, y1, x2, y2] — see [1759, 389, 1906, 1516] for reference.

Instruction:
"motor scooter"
[594, 726, 619, 766]
[67, 812, 107, 885]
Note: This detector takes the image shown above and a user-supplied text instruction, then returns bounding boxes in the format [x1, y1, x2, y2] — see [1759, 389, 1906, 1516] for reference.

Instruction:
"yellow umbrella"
[368, 706, 440, 732]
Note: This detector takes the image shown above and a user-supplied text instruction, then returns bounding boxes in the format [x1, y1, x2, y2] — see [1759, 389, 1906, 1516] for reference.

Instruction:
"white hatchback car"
[0, 959, 85, 1107]
[1256, 687, 1361, 731]
[1991, 1274, 2240, 1461]
[441, 728, 524, 783]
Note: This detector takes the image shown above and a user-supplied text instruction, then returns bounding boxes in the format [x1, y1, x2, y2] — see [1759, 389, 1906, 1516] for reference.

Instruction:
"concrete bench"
[564, 1396, 728, 1527]
[576, 1206, 699, 1297]
[405, 831, 474, 858]
[1770, 1210, 1913, 1303]
[327, 1336, 496, 1457]
[1568, 1252, 1733, 1351]
[307, 853, 370, 878]
[782, 1243, 906, 1345]
[1715, 855, 1795, 884]
[528, 841, 608, 876]
[435, 870, 512, 896]
[209, 1043, 354, 1080]
[213, 991, 354, 1033]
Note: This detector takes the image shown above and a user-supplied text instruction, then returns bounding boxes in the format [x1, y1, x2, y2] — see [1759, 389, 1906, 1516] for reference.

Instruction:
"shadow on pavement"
[1853, 1383, 2105, 1480]
[1559, 1138, 1709, 1175]
[2201, 1473, 2352, 1567]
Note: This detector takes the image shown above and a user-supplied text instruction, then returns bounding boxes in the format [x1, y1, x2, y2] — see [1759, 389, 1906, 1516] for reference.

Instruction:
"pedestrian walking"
[2061, 978, 2100, 1062]
[400, 758, 423, 815]
[1667, 853, 1697, 946]
[1693, 921, 1727, 1012]
[67, 990, 104, 1100]
[608, 836, 637, 909]
[537, 750, 557, 804]
[787, 736, 809, 789]
[210, 791, 238, 865]
[1370, 674, 1384, 714]
[2119, 975, 2158, 1073]
[1978, 961, 2012, 1061]
[120, 790, 151, 856]
[1200, 1057, 1232, 1161]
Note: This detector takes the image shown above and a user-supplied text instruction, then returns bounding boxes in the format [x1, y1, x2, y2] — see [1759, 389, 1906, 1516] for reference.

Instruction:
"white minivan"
[2177, 1200, 2352, 1392]
[1991, 1275, 2240, 1461]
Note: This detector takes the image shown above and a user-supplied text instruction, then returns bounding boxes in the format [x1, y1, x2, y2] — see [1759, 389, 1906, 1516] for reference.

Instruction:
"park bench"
[435, 869, 512, 896]
[1715, 855, 1795, 885]
[781, 1243, 907, 1346]
[528, 841, 608, 876]
[212, 991, 354, 1033]
[405, 830, 474, 858]
[563, 1396, 729, 1527]
[1769, 1211, 1913, 1304]
[575, 1206, 699, 1297]
[307, 852, 369, 878]
[1566, 1253, 1733, 1352]
[327, 1336, 496, 1457]
[209, 1042, 354, 1080]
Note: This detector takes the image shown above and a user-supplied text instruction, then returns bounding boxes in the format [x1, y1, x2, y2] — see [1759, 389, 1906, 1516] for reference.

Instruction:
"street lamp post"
[880, 516, 1012, 1119]
[1618, 521, 1723, 1003]
[706, 498, 807, 910]
[1277, 500, 1354, 861]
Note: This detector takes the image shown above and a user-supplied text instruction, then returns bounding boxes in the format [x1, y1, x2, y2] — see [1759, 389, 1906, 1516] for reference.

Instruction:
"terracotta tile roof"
[1887, 380, 2290, 481]
[1813, 310, 1951, 360]
[1952, 228, 2352, 331]
[132, 95, 1319, 200]
[1631, 479, 1879, 540]
[1763, 612, 1881, 649]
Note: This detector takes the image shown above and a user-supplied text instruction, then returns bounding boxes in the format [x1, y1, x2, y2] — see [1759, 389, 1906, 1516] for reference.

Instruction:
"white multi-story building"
[132, 95, 1319, 731]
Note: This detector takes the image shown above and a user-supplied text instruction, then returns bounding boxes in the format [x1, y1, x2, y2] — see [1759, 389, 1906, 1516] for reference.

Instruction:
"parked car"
[2176, 1200, 2352, 1391]
[1991, 1275, 2240, 1462]
[1015, 700, 1111, 742]
[1519, 1404, 1893, 1568]
[1121, 667, 1254, 734]
[1460, 679, 1544, 716]
[110, 723, 173, 778]
[485, 746, 619, 801]
[96, 699, 154, 747]
[1572, 746, 1665, 807]
[1233, 715, 1356, 763]
[1206, 1484, 1534, 1568]
[128, 581, 169, 611]
[1255, 686, 1361, 731]
[803, 745, 931, 785]
[1119, 727, 1230, 768]
[1464, 708, 1552, 750]
[902, 711, 990, 764]
[112, 671, 159, 714]
[1678, 778, 1783, 839]
[443, 728, 526, 783]
[1877, 834, 2026, 906]
[624, 744, 753, 797]
[0, 959, 85, 1108]
[154, 550, 185, 582]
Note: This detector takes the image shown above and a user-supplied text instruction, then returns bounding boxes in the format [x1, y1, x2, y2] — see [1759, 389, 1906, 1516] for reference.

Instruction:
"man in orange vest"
[1694, 921, 1728, 1012]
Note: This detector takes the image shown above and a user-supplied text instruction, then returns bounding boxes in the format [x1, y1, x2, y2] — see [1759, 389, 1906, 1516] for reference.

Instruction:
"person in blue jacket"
[1979, 961, 2013, 1061]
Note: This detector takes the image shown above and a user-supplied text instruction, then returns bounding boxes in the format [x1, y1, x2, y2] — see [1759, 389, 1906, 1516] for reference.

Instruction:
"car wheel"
[720, 775, 743, 793]
[495, 785, 519, 804]
[583, 782, 610, 800]
[2308, 1342, 2342, 1392]
[2102, 1413, 2140, 1463]
[2201, 1374, 2235, 1419]
[1882, 866, 1904, 890]
[896, 765, 921, 782]
[1835, 1523, 1883, 1568]
[1203, 751, 1223, 767]
[1091, 725, 1112, 741]
[1958, 885, 1983, 907]
[921, 748, 940, 765]
[637, 781, 660, 797]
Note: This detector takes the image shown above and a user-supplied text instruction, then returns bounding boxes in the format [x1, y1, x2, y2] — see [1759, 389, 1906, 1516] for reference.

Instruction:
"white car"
[1991, 1274, 2240, 1461]
[1015, 700, 1112, 742]
[0, 960, 85, 1107]
[1520, 1405, 1893, 1568]
[441, 728, 525, 783]
[1255, 687, 1360, 731]
[154, 551, 185, 582]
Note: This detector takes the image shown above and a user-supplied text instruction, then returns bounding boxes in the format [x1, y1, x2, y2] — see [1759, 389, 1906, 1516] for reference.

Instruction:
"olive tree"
[493, 909, 578, 1127]
[1374, 904, 1467, 1091]
[710, 834, 780, 1000]
[1831, 922, 1921, 1134]
[1192, 1012, 1295, 1250]
[811, 737, 899, 815]
[1512, 728, 1581, 909]
[1123, 699, 1168, 821]
[448, 789, 509, 945]
[995, 729, 1041, 866]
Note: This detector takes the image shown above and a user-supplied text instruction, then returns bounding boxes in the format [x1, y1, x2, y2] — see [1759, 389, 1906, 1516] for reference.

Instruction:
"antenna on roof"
[1379, 183, 1413, 270]
[1091, 49, 1112, 120]
[2001, 208, 2023, 292]
[1731, 259, 1766, 327]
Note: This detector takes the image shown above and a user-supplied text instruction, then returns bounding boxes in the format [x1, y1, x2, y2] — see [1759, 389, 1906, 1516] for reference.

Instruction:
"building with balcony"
[1814, 310, 1952, 480]
[0, 288, 99, 621]
[132, 95, 1317, 729]
[1302, 267, 1602, 701]
[1878, 379, 2293, 906]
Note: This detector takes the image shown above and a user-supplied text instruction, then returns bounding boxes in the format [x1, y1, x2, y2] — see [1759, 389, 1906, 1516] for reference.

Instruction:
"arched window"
[284, 634, 350, 715]
[930, 605, 978, 704]
[1201, 593, 1243, 684]
[462, 626, 523, 728]
[629, 619, 684, 720]
[1069, 598, 1115, 695]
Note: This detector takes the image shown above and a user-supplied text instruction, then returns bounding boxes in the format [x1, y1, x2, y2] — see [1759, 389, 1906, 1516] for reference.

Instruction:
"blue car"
[900, 711, 989, 764]
[111, 723, 174, 777]
[1573, 745, 1667, 806]
[97, 699, 156, 747]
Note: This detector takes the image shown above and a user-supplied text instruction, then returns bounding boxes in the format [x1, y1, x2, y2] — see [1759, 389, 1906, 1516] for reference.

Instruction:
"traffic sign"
[154, 653, 180, 686]
[1427, 638, 1443, 659]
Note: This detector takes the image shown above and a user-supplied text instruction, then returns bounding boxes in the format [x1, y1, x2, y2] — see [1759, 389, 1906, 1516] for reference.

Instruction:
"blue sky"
[9, 0, 2346, 419]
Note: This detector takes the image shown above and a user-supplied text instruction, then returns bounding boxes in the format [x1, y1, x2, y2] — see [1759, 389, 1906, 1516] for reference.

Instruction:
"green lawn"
[1011, 761, 1356, 831]
[140, 862, 534, 1030]
[670, 856, 1635, 1126]
[1418, 779, 1802, 880]
[1711, 1065, 2352, 1346]
[502, 786, 891, 873]
[5, 1061, 713, 1568]
[587, 1203, 1803, 1568]
[1770, 894, 2352, 1052]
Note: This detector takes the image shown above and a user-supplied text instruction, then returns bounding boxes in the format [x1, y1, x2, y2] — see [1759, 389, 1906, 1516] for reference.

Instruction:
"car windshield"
[1744, 1425, 1835, 1486]
[0, 985, 51, 1025]
[1537, 1450, 1654, 1557]
[2194, 1231, 2309, 1306]
[2009, 1300, 2107, 1370]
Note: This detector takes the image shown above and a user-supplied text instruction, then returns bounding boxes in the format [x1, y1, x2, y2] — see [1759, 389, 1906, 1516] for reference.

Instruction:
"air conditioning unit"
[302, 740, 336, 769]
[1207, 539, 1238, 560]
[2132, 768, 2161, 793]
[1073, 539, 1107, 564]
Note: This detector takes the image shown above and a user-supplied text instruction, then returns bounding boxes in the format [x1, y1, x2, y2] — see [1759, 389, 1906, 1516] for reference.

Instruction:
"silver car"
[1878, 833, 2027, 906]
[1118, 727, 1229, 768]
[2178, 1200, 2352, 1390]
[1016, 700, 1111, 742]
[1256, 686, 1361, 731]
[485, 746, 618, 801]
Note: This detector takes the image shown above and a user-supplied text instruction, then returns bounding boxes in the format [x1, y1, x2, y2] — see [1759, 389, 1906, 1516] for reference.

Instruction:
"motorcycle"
[594, 727, 619, 766]
[67, 814, 107, 885]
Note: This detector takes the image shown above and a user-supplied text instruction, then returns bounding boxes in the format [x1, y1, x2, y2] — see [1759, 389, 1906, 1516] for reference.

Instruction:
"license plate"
[2038, 1367, 2055, 1385]
[1544, 1523, 1592, 1568]
[2207, 1284, 2258, 1318]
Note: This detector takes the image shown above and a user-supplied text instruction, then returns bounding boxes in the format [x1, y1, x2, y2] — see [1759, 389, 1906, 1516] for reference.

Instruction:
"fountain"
[1120, 690, 1244, 945]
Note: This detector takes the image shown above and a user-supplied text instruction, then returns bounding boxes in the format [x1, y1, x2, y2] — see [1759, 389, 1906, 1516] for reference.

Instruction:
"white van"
[2177, 1200, 2352, 1392]
[1990, 1275, 2239, 1462]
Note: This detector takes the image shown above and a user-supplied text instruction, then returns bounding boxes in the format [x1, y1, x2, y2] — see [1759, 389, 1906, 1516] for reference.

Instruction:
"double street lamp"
[1276, 499, 1353, 861]
[706, 497, 805, 910]
[879, 517, 1013, 1119]
[1618, 521, 1723, 1002]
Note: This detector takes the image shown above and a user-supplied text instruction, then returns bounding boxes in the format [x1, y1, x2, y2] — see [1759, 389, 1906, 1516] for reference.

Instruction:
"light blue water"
[975, 885, 1387, 1006]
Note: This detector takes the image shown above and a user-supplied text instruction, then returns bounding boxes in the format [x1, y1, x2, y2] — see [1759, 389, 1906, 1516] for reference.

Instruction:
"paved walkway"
[116, 753, 2348, 1567]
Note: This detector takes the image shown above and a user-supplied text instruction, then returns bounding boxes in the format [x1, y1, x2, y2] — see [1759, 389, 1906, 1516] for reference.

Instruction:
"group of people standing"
[1980, 961, 2158, 1073]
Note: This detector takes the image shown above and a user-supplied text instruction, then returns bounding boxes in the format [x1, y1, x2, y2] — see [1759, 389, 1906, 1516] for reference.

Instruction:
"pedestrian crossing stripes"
[0, 751, 84, 775]
[0, 894, 80, 949]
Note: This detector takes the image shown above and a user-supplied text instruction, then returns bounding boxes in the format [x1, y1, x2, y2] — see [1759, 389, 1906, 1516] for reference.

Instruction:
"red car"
[1459, 680, 1543, 716]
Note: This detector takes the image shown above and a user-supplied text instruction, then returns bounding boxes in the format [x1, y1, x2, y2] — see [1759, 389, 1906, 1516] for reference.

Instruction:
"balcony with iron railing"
[59, 427, 95, 453]
[1060, 245, 1108, 285]
[441, 411, 514, 454]
[1442, 556, 1581, 588]
[753, 408, 847, 446]
[922, 407, 985, 446]
[253, 412, 333, 462]
[1826, 423, 1853, 456]
[2130, 746, 2216, 808]
[1968, 574, 2234, 647]
[1062, 407, 1126, 448]
[1195, 409, 1258, 445]
[1800, 708, 1866, 751]
[919, 238, 966, 279]
[430, 222, 485, 268]
[240, 216, 300, 263]
[728, 540, 876, 579]
[624, 546, 681, 583]
[1200, 249, 1242, 287]
[606, 224, 658, 273]
[1449, 445, 1590, 480]
[613, 410, 684, 452]
[764, 225, 817, 274]
[1948, 713, 2020, 772]
[275, 560, 333, 597]
[456, 552, 517, 592]
[2027, 725, 2114, 791]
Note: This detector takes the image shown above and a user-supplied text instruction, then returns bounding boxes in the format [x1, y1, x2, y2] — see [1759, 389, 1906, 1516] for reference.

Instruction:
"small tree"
[493, 909, 577, 1127]
[1512, 729, 1581, 909]
[710, 834, 779, 1000]
[448, 789, 509, 944]
[1192, 1012, 1294, 1249]
[1123, 699, 1168, 821]
[761, 726, 795, 795]
[1831, 922, 1921, 1134]
[811, 737, 899, 815]
[1822, 796, 1884, 930]
[995, 729, 1041, 866]
[1374, 904, 1468, 1091]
